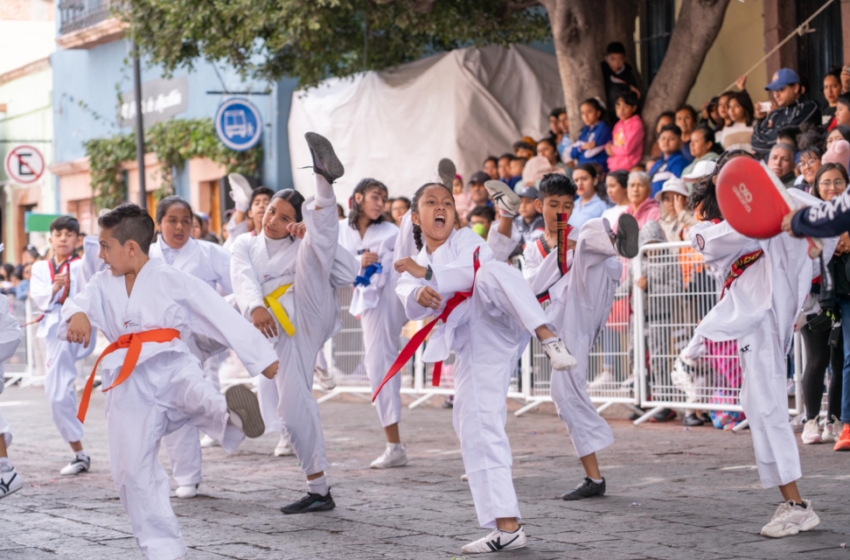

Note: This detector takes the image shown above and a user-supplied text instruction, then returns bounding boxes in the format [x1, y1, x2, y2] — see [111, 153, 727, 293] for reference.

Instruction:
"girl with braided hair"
[389, 181, 574, 554]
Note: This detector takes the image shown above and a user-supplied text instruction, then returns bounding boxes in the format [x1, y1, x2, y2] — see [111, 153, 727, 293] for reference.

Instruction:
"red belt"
[721, 249, 763, 299]
[372, 249, 480, 401]
[77, 328, 181, 423]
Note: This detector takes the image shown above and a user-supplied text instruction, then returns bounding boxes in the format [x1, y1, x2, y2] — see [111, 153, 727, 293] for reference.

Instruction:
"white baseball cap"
[654, 177, 689, 202]
[682, 159, 717, 182]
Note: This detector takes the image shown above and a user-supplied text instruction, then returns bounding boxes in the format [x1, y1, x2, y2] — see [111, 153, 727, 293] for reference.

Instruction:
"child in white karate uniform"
[61, 204, 278, 560]
[231, 132, 356, 514]
[0, 293, 23, 498]
[486, 175, 638, 502]
[685, 161, 832, 538]
[30, 216, 90, 475]
[149, 196, 234, 499]
[338, 178, 409, 468]
[388, 181, 575, 554]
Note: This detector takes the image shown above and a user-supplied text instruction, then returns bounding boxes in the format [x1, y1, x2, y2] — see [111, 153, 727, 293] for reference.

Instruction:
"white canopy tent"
[288, 44, 564, 201]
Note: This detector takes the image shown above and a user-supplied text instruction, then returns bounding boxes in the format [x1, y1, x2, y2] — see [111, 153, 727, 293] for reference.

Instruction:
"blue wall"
[52, 39, 297, 192]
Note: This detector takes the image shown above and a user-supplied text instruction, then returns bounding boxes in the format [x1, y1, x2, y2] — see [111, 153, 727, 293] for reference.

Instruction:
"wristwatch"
[424, 265, 433, 281]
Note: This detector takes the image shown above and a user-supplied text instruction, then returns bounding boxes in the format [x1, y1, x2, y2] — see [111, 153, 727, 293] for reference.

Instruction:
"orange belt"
[77, 328, 181, 423]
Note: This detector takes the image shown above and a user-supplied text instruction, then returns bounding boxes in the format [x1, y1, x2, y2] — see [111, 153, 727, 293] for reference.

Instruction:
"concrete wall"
[52, 39, 296, 193]
[686, 0, 770, 107]
[0, 66, 55, 261]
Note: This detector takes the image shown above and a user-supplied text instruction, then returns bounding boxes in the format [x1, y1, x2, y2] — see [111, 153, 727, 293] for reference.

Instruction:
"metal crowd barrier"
[319, 243, 806, 425]
[631, 241, 802, 428]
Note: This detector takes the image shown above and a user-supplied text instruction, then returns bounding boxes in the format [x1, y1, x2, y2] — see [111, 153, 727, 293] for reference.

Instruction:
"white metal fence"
[318, 243, 806, 423]
[2, 245, 809, 424]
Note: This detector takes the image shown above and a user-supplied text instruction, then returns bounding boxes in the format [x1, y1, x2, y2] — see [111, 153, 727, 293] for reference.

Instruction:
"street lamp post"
[132, 41, 146, 209]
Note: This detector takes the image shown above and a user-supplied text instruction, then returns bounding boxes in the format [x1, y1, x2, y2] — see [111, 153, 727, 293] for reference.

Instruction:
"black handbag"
[807, 256, 836, 332]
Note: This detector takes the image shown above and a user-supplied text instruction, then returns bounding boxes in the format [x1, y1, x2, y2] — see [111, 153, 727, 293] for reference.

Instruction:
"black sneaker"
[562, 477, 606, 501]
[650, 408, 677, 423]
[683, 413, 705, 427]
[305, 132, 344, 184]
[437, 158, 456, 190]
[280, 490, 336, 514]
[616, 214, 639, 258]
[699, 412, 712, 424]
[628, 406, 645, 421]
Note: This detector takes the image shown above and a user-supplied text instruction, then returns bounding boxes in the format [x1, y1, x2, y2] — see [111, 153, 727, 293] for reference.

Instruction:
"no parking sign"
[214, 98, 262, 152]
[4, 145, 45, 184]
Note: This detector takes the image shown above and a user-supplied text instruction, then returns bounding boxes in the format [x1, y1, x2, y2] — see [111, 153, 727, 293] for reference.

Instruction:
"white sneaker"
[313, 366, 336, 391]
[461, 526, 527, 554]
[760, 500, 820, 538]
[801, 420, 822, 444]
[274, 433, 295, 457]
[790, 412, 805, 433]
[588, 370, 614, 392]
[460, 473, 469, 482]
[370, 443, 408, 469]
[822, 419, 840, 443]
[542, 339, 577, 370]
[484, 180, 520, 218]
[175, 484, 198, 499]
[60, 454, 90, 476]
[0, 465, 22, 498]
[200, 434, 220, 448]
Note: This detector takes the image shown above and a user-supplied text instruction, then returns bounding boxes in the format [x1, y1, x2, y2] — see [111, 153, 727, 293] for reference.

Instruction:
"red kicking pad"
[716, 157, 822, 258]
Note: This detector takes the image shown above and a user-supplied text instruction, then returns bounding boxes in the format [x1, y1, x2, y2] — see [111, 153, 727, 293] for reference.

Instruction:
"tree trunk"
[641, 0, 731, 151]
[540, 0, 606, 140]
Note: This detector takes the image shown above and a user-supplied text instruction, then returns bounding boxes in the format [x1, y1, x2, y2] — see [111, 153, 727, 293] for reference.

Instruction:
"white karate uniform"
[397, 227, 551, 528]
[78, 235, 107, 286]
[0, 294, 23, 448]
[338, 220, 407, 427]
[30, 257, 86, 443]
[149, 236, 233, 488]
[231, 196, 357, 478]
[489, 219, 618, 459]
[686, 192, 836, 489]
[59, 259, 277, 560]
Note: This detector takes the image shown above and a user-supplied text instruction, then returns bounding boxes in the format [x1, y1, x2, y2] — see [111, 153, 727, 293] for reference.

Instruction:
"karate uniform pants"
[106, 352, 243, 560]
[0, 380, 10, 448]
[162, 354, 225, 487]
[43, 334, 84, 443]
[737, 317, 801, 489]
[361, 296, 407, 428]
[550, 356, 615, 458]
[451, 261, 550, 528]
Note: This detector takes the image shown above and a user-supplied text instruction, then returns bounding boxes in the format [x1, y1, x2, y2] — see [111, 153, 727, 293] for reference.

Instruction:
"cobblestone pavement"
[0, 387, 848, 559]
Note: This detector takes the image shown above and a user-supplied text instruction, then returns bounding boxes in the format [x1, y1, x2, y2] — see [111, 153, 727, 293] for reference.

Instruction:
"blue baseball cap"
[765, 68, 801, 91]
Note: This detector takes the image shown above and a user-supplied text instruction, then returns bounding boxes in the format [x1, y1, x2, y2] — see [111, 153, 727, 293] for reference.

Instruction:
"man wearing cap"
[751, 68, 821, 158]
[509, 185, 545, 258]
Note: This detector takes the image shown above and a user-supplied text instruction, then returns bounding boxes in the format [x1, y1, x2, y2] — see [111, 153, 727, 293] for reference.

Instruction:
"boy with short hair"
[61, 204, 278, 560]
[648, 124, 688, 197]
[601, 41, 643, 122]
[498, 153, 516, 182]
[485, 176, 638, 501]
[508, 157, 527, 189]
[510, 185, 544, 258]
[467, 205, 496, 240]
[30, 215, 89, 475]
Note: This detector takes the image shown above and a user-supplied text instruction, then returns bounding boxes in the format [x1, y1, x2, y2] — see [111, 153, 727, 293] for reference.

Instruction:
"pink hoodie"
[607, 115, 645, 172]
[626, 197, 660, 228]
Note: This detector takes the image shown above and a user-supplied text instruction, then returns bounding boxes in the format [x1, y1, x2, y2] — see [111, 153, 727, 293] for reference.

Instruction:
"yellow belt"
[264, 284, 295, 337]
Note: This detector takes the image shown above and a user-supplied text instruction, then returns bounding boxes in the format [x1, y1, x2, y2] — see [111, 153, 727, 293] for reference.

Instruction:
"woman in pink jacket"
[625, 171, 660, 227]
[606, 92, 645, 171]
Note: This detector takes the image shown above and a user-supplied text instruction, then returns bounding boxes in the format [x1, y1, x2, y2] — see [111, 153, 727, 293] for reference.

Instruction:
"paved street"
[0, 387, 848, 559]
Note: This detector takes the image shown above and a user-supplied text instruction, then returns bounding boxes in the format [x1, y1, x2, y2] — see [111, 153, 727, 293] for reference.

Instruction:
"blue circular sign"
[214, 97, 262, 151]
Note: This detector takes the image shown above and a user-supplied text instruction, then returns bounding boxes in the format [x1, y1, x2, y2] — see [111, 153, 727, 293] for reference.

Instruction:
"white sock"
[307, 474, 329, 496]
[590, 477, 603, 484]
[0, 457, 10, 468]
[315, 175, 335, 208]
[541, 337, 558, 345]
[75, 451, 89, 461]
[229, 411, 243, 431]
[388, 442, 404, 451]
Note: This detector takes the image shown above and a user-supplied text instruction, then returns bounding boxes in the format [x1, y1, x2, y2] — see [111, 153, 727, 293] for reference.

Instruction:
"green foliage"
[83, 118, 263, 209]
[120, 1, 550, 87]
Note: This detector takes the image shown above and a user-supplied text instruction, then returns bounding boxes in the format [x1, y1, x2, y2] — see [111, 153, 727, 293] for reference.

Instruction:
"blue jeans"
[837, 296, 850, 422]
